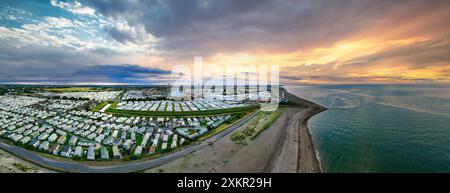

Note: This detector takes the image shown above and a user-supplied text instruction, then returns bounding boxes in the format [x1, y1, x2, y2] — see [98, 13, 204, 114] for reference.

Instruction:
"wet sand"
[280, 87, 325, 172]
[271, 107, 323, 172]
[146, 88, 325, 173]
[0, 87, 324, 173]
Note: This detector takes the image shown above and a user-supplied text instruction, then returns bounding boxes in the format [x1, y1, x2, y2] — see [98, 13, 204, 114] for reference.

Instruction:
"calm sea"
[286, 84, 450, 172]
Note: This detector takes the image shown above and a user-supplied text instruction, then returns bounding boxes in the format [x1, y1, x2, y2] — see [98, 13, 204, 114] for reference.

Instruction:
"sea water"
[286, 84, 450, 172]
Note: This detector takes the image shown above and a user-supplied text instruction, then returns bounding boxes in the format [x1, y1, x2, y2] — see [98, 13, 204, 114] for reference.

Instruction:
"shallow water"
[286, 84, 450, 172]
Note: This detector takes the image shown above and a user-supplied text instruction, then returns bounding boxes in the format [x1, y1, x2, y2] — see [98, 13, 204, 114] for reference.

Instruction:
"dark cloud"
[0, 64, 172, 84]
[0, 46, 93, 75]
[281, 75, 303, 81]
[90, 0, 450, 59]
[285, 75, 437, 84]
[0, 33, 156, 81]
[347, 39, 450, 67]
[74, 64, 171, 82]
[106, 25, 135, 44]
[105, 21, 153, 44]
[1, 0, 449, 84]
[280, 36, 450, 84]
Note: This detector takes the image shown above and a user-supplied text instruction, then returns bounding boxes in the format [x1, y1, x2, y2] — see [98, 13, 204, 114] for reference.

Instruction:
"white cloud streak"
[50, 0, 96, 16]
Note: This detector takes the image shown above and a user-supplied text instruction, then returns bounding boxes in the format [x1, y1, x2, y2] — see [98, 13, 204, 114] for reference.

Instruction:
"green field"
[43, 87, 104, 92]
[106, 104, 260, 117]
[92, 101, 113, 112]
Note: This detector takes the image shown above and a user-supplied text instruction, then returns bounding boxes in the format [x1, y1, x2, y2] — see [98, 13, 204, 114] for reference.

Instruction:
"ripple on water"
[289, 85, 450, 172]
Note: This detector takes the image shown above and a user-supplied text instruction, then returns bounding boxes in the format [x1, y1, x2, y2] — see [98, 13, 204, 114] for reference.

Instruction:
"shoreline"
[0, 87, 325, 173]
[280, 87, 326, 173]
[299, 107, 325, 172]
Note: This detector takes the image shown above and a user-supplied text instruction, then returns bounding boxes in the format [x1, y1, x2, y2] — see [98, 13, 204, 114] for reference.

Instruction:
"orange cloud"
[134, 2, 450, 85]
[195, 34, 448, 84]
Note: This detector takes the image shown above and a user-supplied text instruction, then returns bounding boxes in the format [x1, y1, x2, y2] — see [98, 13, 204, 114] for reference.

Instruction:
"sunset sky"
[0, 0, 449, 85]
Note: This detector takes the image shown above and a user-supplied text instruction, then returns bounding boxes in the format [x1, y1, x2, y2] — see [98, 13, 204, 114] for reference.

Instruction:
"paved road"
[0, 111, 259, 173]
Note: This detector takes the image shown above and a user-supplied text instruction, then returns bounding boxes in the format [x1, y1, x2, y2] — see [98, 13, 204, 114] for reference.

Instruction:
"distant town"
[0, 85, 283, 162]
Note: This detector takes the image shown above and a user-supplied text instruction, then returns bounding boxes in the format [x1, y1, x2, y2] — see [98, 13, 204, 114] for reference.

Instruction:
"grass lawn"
[106, 104, 260, 117]
[92, 101, 112, 112]
[12, 163, 38, 173]
[43, 87, 101, 92]
[196, 111, 252, 141]
[251, 109, 286, 140]
[0, 110, 255, 169]
[230, 109, 286, 144]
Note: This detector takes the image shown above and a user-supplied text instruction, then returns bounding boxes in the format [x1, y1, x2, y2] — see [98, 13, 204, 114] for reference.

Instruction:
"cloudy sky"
[0, 0, 449, 85]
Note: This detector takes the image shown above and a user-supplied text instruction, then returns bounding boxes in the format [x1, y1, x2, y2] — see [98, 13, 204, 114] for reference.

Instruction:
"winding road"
[0, 111, 259, 173]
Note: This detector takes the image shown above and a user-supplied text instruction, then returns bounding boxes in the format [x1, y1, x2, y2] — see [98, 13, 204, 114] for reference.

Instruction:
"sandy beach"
[280, 87, 325, 172]
[146, 88, 325, 173]
[0, 148, 53, 173]
[270, 107, 323, 172]
[0, 88, 324, 173]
